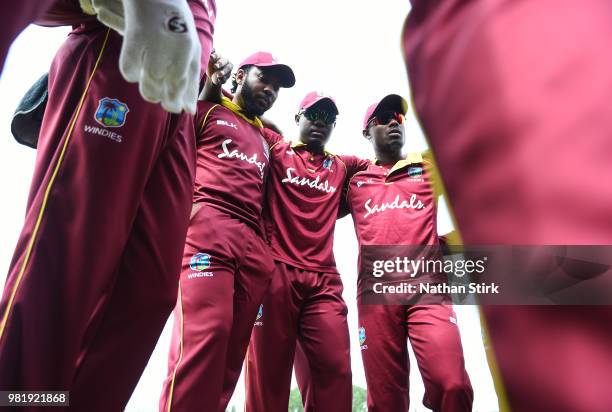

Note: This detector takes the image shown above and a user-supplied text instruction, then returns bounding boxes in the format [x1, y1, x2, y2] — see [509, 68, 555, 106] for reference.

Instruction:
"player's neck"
[299, 137, 325, 154]
[232, 95, 256, 119]
[375, 150, 403, 166]
[306, 143, 325, 155]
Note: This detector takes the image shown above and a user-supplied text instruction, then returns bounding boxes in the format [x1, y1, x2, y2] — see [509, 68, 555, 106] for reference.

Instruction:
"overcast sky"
[0, 1, 498, 411]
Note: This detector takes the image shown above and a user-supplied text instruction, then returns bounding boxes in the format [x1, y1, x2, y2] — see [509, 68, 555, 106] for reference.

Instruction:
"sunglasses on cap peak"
[302, 108, 337, 125]
[368, 111, 405, 127]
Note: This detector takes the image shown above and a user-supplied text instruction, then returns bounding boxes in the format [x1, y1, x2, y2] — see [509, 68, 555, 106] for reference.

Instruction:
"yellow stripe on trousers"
[0, 28, 112, 343]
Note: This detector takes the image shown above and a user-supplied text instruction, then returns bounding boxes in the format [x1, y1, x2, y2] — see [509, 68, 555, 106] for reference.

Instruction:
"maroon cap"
[363, 94, 408, 129]
[238, 51, 295, 88]
[299, 91, 339, 114]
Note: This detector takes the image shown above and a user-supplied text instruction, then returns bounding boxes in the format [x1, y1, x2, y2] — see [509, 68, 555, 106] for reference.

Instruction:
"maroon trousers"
[246, 262, 352, 412]
[405, 0, 612, 410]
[160, 205, 274, 412]
[0, 27, 195, 411]
[357, 304, 472, 412]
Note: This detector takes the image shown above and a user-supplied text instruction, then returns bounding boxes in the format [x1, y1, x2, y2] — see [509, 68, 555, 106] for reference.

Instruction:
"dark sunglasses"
[302, 108, 337, 125]
[368, 112, 405, 127]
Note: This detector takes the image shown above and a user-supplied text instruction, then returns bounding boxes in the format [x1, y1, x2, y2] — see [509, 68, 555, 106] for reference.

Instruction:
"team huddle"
[0, 1, 472, 411]
[3, 1, 611, 412]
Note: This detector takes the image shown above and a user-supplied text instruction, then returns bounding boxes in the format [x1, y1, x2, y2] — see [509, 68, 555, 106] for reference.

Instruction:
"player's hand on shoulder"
[119, 0, 202, 114]
[207, 49, 233, 86]
[261, 118, 283, 136]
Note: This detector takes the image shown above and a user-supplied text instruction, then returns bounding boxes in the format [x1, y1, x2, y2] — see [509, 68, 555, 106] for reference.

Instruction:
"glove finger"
[163, 74, 188, 114]
[96, 9, 125, 33]
[141, 46, 179, 105]
[103, 0, 126, 32]
[161, 49, 190, 100]
[142, 30, 192, 82]
[183, 56, 201, 114]
[139, 70, 164, 104]
[119, 38, 144, 83]
[80, 0, 96, 15]
[106, 0, 124, 17]
[154, 60, 190, 109]
[160, 90, 183, 114]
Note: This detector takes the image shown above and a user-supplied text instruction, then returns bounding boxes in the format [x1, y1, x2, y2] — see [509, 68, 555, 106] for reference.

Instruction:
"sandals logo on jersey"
[218, 138, 266, 180]
[407, 166, 423, 177]
[254, 304, 263, 327]
[95, 97, 129, 128]
[282, 167, 337, 194]
[363, 194, 426, 219]
[358, 326, 368, 350]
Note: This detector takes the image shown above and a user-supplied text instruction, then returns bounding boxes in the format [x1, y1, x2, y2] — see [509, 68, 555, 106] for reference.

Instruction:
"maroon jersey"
[194, 99, 269, 234]
[262, 128, 368, 272]
[347, 152, 442, 247]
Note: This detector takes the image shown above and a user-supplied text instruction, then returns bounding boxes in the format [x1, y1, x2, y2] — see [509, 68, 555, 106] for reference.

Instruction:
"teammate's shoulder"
[420, 149, 435, 165]
[337, 153, 360, 162]
[197, 100, 222, 113]
[348, 162, 374, 179]
[196, 101, 225, 135]
[263, 130, 292, 151]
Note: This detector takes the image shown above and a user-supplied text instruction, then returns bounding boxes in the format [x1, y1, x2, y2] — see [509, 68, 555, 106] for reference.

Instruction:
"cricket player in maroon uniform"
[159, 51, 296, 412]
[241, 92, 368, 412]
[0, 0, 215, 409]
[343, 94, 473, 412]
[404, 1, 612, 410]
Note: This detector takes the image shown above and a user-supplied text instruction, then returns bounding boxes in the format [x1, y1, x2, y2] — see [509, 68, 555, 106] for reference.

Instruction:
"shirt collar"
[290, 141, 334, 157]
[220, 96, 263, 129]
[374, 152, 423, 174]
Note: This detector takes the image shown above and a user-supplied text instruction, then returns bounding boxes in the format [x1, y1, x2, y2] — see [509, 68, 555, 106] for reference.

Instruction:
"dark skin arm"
[261, 117, 283, 135]
[199, 49, 233, 103]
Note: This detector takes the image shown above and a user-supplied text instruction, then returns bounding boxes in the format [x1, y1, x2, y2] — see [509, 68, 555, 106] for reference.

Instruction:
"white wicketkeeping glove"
[80, 0, 126, 33]
[118, 0, 201, 114]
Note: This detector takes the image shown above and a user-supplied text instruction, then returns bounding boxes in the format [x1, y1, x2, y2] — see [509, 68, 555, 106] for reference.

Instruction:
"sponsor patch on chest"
[217, 138, 266, 179]
[281, 167, 337, 193]
[363, 194, 426, 218]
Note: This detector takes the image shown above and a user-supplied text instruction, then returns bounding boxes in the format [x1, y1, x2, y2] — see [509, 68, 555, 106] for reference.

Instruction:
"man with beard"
[343, 94, 473, 411]
[159, 51, 295, 412]
[0, 0, 213, 410]
[242, 91, 369, 412]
